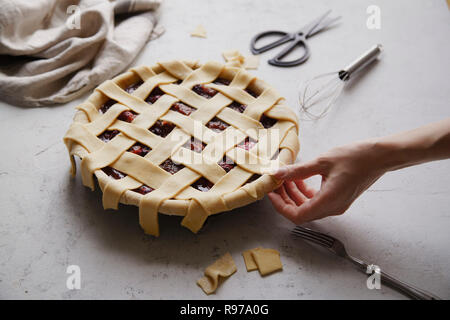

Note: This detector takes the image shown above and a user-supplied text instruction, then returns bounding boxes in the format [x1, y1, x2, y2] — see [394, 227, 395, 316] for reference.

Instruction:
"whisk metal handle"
[339, 44, 383, 80]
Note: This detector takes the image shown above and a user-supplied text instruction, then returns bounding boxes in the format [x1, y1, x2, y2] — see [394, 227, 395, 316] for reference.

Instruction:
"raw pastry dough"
[243, 248, 283, 276]
[242, 247, 260, 271]
[190, 24, 207, 38]
[222, 50, 259, 70]
[197, 252, 237, 294]
[251, 248, 283, 276]
[244, 55, 259, 70]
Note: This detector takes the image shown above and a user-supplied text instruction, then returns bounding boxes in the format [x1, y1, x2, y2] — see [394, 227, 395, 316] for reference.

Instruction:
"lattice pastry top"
[63, 60, 299, 236]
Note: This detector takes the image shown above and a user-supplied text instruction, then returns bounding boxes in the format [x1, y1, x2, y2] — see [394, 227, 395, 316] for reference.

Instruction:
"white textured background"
[0, 0, 449, 299]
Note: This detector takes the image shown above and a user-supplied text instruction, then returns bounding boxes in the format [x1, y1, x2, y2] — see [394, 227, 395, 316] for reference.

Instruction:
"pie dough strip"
[201, 126, 247, 162]
[180, 167, 253, 232]
[229, 68, 256, 88]
[160, 111, 216, 144]
[182, 200, 207, 232]
[217, 107, 263, 140]
[160, 83, 212, 112]
[280, 129, 300, 159]
[171, 148, 225, 184]
[64, 123, 104, 153]
[130, 65, 156, 81]
[80, 134, 135, 190]
[109, 120, 163, 147]
[102, 176, 142, 209]
[102, 152, 173, 210]
[158, 60, 193, 80]
[146, 128, 191, 165]
[77, 101, 100, 122]
[243, 88, 282, 121]
[139, 168, 200, 236]
[112, 152, 171, 188]
[208, 84, 255, 106]
[132, 72, 178, 101]
[226, 147, 274, 174]
[96, 81, 151, 114]
[85, 103, 128, 136]
[265, 105, 298, 129]
[253, 121, 295, 160]
[181, 61, 223, 88]
[197, 252, 237, 295]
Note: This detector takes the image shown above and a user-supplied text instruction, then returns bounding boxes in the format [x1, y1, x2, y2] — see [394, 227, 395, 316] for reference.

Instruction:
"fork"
[291, 226, 442, 300]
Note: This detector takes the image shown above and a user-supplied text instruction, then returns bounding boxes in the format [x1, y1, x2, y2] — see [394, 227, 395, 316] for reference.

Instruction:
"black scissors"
[250, 10, 341, 67]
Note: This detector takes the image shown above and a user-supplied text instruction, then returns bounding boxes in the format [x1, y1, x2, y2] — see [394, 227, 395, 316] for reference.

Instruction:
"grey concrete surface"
[0, 0, 449, 299]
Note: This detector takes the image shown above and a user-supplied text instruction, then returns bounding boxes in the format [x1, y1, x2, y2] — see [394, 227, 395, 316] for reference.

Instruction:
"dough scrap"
[197, 252, 237, 295]
[191, 24, 207, 38]
[244, 55, 260, 70]
[222, 49, 259, 70]
[242, 247, 260, 271]
[243, 248, 283, 276]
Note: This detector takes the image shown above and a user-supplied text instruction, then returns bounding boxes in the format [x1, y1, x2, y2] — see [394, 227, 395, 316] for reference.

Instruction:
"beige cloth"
[0, 0, 163, 107]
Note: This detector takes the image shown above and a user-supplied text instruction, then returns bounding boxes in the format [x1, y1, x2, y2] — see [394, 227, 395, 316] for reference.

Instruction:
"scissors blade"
[308, 15, 342, 37]
[296, 10, 332, 37]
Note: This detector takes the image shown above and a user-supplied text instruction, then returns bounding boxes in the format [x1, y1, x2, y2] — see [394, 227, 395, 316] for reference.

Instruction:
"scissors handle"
[268, 35, 311, 67]
[250, 30, 294, 54]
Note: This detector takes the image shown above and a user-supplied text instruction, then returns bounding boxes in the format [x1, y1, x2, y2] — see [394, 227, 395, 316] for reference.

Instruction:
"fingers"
[273, 159, 323, 181]
[294, 180, 316, 199]
[284, 181, 309, 206]
[267, 191, 298, 222]
[292, 186, 335, 224]
[275, 184, 296, 206]
[268, 182, 334, 225]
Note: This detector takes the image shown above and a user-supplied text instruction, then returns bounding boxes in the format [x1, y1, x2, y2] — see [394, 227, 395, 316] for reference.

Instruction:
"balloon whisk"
[299, 44, 383, 120]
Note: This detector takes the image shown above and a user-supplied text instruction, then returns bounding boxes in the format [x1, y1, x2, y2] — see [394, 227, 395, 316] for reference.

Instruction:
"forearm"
[372, 118, 450, 172]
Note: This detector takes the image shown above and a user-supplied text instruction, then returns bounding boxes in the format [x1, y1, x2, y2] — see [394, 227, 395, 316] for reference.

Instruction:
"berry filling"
[133, 185, 154, 195]
[125, 81, 143, 94]
[160, 158, 184, 175]
[183, 137, 206, 153]
[260, 114, 277, 128]
[192, 84, 218, 99]
[213, 78, 231, 86]
[98, 130, 119, 142]
[218, 156, 235, 173]
[192, 177, 214, 192]
[246, 174, 261, 184]
[145, 87, 165, 104]
[128, 143, 151, 157]
[102, 167, 126, 179]
[149, 120, 175, 137]
[100, 99, 116, 113]
[118, 110, 137, 123]
[245, 88, 258, 98]
[206, 117, 230, 132]
[228, 101, 247, 113]
[237, 137, 257, 150]
[171, 102, 195, 116]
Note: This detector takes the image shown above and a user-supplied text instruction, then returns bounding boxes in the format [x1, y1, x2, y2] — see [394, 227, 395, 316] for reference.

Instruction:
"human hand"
[268, 141, 388, 224]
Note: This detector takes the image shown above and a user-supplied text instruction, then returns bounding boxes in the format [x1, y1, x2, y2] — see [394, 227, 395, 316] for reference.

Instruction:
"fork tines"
[291, 226, 334, 248]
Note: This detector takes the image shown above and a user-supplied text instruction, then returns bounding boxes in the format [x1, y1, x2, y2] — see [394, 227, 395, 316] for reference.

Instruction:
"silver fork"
[291, 226, 441, 300]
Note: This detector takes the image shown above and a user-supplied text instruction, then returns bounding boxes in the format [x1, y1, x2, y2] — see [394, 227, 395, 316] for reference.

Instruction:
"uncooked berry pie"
[63, 60, 299, 236]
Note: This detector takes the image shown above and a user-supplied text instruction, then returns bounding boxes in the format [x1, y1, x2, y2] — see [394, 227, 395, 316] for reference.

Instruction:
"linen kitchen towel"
[0, 0, 163, 107]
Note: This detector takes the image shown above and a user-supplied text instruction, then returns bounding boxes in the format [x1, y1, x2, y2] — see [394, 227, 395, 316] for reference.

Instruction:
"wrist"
[369, 137, 417, 172]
